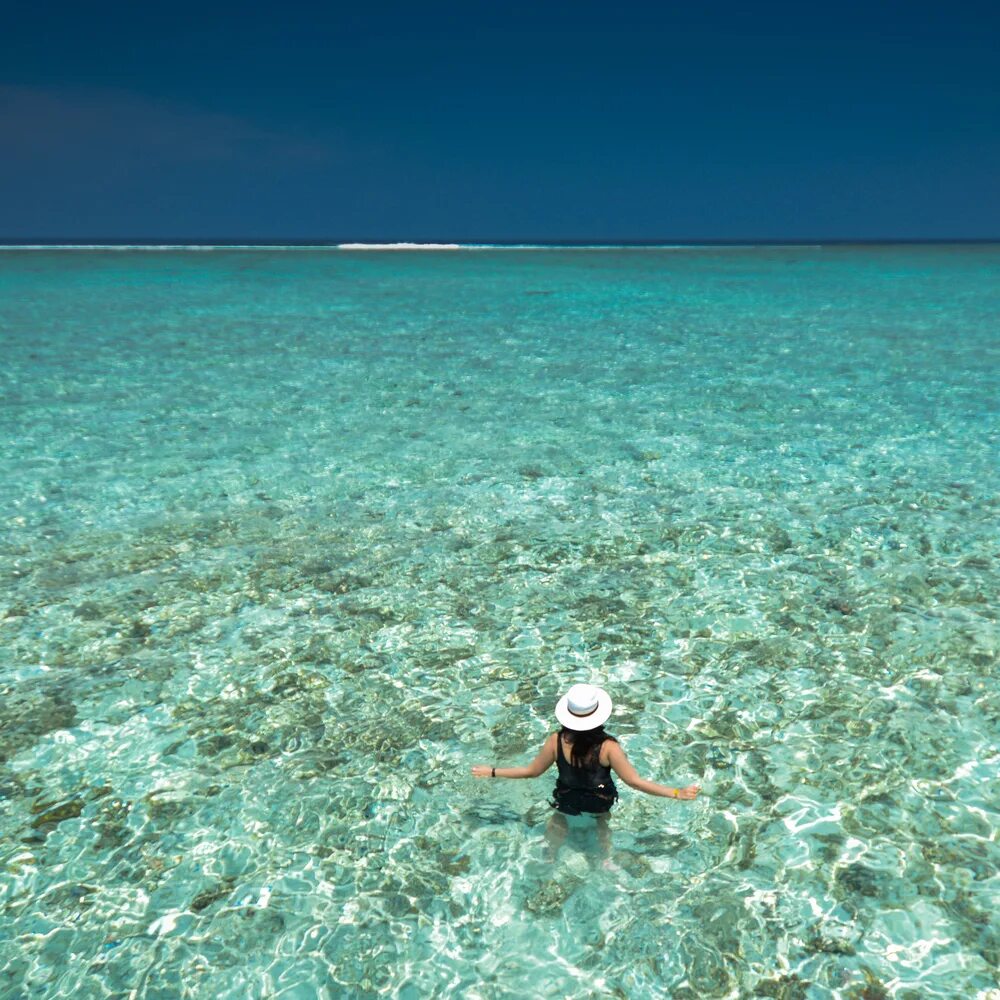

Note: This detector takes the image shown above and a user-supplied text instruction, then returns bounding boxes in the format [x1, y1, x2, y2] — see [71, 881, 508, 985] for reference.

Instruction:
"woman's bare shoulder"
[600, 737, 623, 766]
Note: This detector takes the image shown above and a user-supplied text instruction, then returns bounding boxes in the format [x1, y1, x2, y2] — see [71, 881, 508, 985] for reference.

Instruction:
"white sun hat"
[555, 683, 613, 731]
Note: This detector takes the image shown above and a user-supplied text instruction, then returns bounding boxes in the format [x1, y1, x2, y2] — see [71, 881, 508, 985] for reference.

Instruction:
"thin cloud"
[0, 84, 332, 166]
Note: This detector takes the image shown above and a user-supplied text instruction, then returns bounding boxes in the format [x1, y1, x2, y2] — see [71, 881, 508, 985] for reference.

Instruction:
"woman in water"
[472, 684, 700, 858]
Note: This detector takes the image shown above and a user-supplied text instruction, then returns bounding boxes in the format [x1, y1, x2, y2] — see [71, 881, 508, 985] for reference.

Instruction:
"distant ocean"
[1, 246, 997, 999]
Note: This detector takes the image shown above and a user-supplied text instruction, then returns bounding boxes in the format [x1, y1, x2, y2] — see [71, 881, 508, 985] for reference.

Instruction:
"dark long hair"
[560, 725, 617, 767]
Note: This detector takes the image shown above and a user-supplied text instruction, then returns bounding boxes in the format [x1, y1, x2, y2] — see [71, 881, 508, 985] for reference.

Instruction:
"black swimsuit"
[551, 735, 619, 816]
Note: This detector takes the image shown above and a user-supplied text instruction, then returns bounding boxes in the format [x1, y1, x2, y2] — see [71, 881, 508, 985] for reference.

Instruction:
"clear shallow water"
[0, 246, 997, 999]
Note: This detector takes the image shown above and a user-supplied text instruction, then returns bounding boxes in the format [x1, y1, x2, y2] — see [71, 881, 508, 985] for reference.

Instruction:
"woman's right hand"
[674, 785, 700, 800]
[471, 765, 493, 778]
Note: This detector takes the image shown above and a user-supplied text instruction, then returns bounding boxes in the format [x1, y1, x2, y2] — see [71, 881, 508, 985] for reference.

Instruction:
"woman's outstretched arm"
[471, 733, 557, 779]
[606, 742, 700, 800]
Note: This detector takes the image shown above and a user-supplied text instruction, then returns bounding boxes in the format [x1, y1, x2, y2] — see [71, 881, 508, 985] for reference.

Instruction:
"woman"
[472, 684, 700, 859]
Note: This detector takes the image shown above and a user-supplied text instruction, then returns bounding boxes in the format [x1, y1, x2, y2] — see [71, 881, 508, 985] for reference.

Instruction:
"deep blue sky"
[2, 1, 998, 241]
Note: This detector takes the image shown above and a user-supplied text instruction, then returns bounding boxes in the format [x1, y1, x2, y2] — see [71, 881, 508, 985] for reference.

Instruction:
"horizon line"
[2, 238, 999, 251]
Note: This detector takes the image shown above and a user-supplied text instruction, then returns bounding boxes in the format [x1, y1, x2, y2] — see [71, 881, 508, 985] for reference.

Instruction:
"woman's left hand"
[471, 765, 493, 778]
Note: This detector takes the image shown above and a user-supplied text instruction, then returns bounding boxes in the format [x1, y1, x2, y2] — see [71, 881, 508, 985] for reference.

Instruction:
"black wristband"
[492, 767, 496, 778]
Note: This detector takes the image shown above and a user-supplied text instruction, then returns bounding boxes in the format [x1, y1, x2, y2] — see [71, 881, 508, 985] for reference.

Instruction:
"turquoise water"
[1, 246, 997, 999]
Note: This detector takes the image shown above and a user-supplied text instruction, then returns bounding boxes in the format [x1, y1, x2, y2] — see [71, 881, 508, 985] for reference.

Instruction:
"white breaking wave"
[337, 242, 463, 250]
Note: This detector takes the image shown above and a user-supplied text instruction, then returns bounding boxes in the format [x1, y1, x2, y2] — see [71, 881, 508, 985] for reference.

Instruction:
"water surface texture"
[1, 247, 998, 999]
